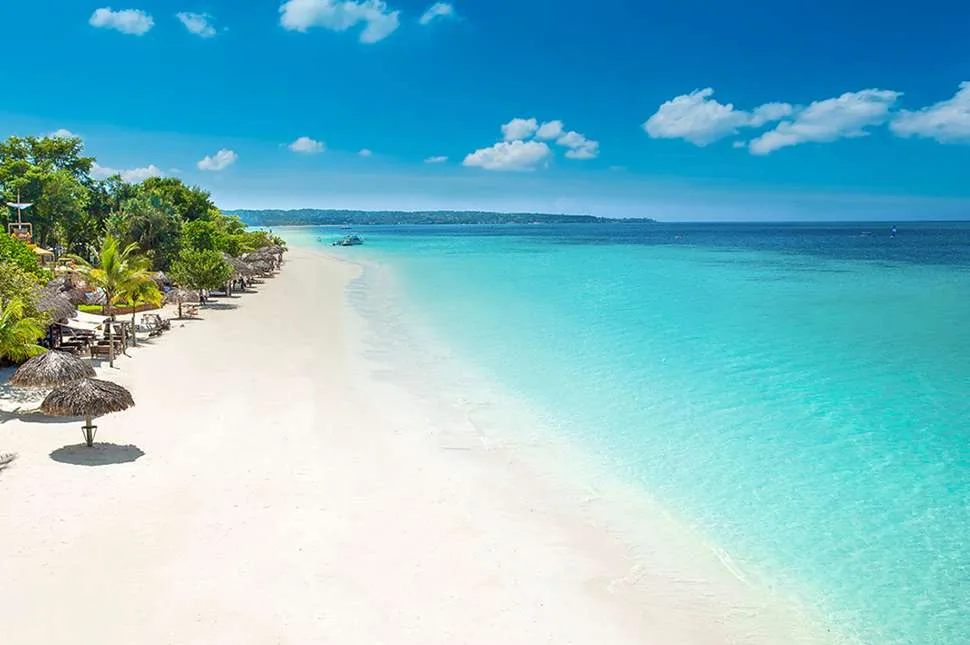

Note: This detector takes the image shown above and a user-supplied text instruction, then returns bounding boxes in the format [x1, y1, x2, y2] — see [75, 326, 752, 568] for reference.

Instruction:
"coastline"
[1, 244, 831, 644]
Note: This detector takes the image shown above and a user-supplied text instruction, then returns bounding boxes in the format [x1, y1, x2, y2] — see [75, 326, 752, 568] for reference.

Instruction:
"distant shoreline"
[226, 209, 655, 227]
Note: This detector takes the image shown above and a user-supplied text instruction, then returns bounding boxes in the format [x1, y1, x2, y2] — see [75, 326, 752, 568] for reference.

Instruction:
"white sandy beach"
[0, 246, 828, 645]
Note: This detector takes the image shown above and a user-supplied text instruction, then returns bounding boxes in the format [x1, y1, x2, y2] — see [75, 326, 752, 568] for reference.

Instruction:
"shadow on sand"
[0, 409, 82, 424]
[202, 302, 239, 311]
[50, 443, 145, 466]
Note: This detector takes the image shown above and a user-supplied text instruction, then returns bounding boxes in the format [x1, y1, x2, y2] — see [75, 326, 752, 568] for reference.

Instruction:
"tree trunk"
[178, 302, 183, 319]
[108, 316, 115, 368]
[130, 308, 138, 347]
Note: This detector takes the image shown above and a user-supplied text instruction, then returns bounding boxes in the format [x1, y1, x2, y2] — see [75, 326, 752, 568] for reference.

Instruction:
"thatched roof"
[151, 272, 170, 287]
[164, 287, 199, 305]
[44, 274, 90, 307]
[63, 287, 89, 306]
[10, 350, 96, 388]
[248, 259, 274, 275]
[35, 286, 77, 322]
[41, 378, 134, 418]
[222, 253, 253, 277]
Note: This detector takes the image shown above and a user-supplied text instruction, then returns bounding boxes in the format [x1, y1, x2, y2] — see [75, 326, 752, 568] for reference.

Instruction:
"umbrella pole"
[82, 415, 97, 447]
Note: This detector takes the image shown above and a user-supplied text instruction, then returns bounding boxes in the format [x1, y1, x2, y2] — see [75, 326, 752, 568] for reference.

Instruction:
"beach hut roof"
[10, 350, 96, 388]
[222, 253, 253, 276]
[35, 286, 78, 322]
[164, 287, 199, 304]
[248, 259, 274, 275]
[41, 378, 134, 418]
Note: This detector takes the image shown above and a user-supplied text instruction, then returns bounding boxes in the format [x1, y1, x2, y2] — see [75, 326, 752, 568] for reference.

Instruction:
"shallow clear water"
[296, 222, 970, 645]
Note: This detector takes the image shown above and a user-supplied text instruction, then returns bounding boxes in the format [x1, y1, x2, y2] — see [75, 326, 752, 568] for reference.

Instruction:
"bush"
[0, 234, 40, 273]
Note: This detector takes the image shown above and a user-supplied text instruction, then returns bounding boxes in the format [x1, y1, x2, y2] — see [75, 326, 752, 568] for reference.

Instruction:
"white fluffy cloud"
[891, 82, 970, 144]
[49, 129, 78, 139]
[289, 136, 325, 153]
[535, 120, 564, 140]
[280, 0, 400, 43]
[358, 148, 373, 157]
[749, 89, 900, 155]
[91, 162, 163, 183]
[643, 88, 792, 146]
[197, 149, 238, 171]
[501, 118, 538, 142]
[463, 140, 551, 171]
[419, 2, 455, 25]
[424, 155, 448, 163]
[468, 117, 598, 169]
[749, 102, 795, 127]
[176, 12, 217, 37]
[556, 130, 599, 159]
[89, 8, 154, 35]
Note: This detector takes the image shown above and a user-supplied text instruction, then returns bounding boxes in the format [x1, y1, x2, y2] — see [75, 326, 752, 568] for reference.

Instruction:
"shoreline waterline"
[297, 221, 970, 644]
[313, 240, 843, 644]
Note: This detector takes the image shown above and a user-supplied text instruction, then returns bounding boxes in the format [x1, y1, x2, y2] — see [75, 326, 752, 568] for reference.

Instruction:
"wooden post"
[107, 316, 115, 368]
[82, 415, 97, 447]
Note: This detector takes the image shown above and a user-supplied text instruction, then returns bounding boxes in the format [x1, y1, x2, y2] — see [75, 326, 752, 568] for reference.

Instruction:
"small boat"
[332, 234, 363, 247]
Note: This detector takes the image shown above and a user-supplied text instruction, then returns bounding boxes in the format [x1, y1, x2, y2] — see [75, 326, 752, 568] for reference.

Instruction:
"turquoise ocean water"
[295, 223, 969, 644]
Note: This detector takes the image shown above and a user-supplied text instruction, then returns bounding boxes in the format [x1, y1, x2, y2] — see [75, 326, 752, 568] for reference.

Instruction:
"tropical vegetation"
[170, 249, 234, 297]
[0, 299, 46, 364]
[0, 133, 285, 363]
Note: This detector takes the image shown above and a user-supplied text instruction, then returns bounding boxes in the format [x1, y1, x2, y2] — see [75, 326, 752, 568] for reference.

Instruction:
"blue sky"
[2, 1, 970, 220]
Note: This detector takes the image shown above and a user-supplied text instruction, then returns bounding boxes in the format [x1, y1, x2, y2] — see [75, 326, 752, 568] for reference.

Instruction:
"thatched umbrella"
[10, 350, 95, 388]
[248, 259, 274, 276]
[35, 286, 77, 322]
[165, 287, 199, 318]
[41, 378, 135, 447]
[222, 253, 253, 277]
[62, 287, 89, 306]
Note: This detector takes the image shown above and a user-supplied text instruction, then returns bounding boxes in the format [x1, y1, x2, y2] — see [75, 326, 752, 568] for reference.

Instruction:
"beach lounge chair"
[90, 344, 113, 359]
[137, 315, 163, 337]
[143, 313, 170, 332]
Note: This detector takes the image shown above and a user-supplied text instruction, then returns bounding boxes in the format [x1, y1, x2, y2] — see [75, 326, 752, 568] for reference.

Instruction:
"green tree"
[0, 135, 94, 248]
[0, 135, 94, 181]
[170, 249, 233, 299]
[181, 219, 228, 252]
[114, 194, 182, 269]
[0, 298, 45, 364]
[139, 177, 215, 222]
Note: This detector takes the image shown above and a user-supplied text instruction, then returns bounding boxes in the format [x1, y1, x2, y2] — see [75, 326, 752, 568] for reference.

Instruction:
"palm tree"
[70, 236, 156, 366]
[0, 298, 46, 364]
[121, 271, 162, 347]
